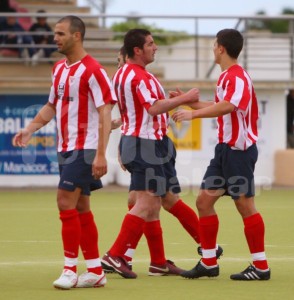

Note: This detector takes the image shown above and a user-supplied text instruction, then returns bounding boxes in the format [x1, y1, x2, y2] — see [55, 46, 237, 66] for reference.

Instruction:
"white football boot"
[53, 269, 78, 289]
[76, 271, 107, 288]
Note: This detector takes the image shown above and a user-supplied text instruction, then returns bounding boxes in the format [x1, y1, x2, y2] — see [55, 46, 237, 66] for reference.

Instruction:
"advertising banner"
[168, 108, 201, 150]
[0, 95, 58, 175]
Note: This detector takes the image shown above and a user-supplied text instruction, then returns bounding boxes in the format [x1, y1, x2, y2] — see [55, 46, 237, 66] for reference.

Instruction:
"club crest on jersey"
[69, 76, 75, 85]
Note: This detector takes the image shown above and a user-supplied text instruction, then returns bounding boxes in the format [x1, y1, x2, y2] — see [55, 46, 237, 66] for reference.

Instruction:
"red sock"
[59, 209, 80, 272]
[109, 214, 144, 257]
[124, 204, 143, 263]
[124, 204, 136, 263]
[79, 211, 102, 275]
[79, 211, 99, 258]
[244, 213, 268, 270]
[144, 220, 166, 265]
[199, 215, 219, 266]
[169, 199, 200, 244]
[63, 257, 78, 273]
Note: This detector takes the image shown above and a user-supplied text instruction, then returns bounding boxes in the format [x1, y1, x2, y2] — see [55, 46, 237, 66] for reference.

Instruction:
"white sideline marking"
[1, 241, 294, 266]
[0, 257, 294, 266]
[2, 240, 294, 248]
[0, 240, 58, 243]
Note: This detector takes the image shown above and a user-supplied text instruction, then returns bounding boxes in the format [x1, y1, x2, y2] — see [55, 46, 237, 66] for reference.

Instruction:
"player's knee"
[128, 191, 136, 206]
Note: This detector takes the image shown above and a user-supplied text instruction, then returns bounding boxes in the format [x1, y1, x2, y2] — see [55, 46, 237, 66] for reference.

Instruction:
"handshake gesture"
[169, 88, 199, 121]
[169, 88, 199, 105]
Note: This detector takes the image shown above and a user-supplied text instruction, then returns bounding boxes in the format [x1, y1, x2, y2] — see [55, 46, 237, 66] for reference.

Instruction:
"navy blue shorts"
[201, 143, 258, 200]
[57, 150, 103, 196]
[119, 135, 181, 196]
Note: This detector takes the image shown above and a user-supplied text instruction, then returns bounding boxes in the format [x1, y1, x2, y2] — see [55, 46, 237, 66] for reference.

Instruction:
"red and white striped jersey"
[48, 55, 116, 152]
[215, 64, 259, 150]
[112, 63, 168, 140]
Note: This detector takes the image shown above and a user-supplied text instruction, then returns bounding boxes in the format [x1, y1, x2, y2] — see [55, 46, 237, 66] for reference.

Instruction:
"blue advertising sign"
[0, 95, 58, 175]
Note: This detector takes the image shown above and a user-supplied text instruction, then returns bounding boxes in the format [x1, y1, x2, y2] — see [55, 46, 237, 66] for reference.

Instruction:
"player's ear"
[73, 31, 82, 41]
[219, 44, 226, 54]
[133, 47, 142, 56]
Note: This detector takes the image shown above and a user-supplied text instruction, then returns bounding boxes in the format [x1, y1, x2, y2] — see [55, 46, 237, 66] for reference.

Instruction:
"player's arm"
[110, 103, 122, 130]
[188, 101, 214, 110]
[148, 88, 200, 116]
[92, 103, 112, 179]
[172, 100, 235, 121]
[169, 88, 213, 110]
[12, 102, 56, 147]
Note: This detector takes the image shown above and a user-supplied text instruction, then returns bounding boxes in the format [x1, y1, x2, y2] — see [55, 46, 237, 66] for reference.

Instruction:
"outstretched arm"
[188, 101, 214, 110]
[12, 102, 56, 147]
[148, 88, 199, 116]
[172, 100, 235, 121]
[169, 87, 213, 110]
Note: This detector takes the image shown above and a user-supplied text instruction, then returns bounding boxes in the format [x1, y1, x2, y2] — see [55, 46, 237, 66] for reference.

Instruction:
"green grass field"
[0, 186, 293, 300]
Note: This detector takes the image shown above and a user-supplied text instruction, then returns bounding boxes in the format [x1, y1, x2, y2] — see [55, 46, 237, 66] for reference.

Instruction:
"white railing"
[0, 12, 294, 80]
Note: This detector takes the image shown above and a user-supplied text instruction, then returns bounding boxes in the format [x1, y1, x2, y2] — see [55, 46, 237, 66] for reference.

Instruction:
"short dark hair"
[57, 15, 86, 41]
[216, 29, 243, 59]
[123, 28, 151, 58]
[36, 9, 47, 20]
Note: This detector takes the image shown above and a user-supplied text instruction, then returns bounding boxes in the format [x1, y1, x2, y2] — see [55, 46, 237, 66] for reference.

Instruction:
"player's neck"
[128, 57, 146, 68]
[220, 58, 238, 72]
[66, 48, 87, 66]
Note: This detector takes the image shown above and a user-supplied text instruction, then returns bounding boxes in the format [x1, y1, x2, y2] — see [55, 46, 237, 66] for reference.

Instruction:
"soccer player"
[101, 28, 217, 279]
[105, 45, 223, 273]
[172, 28, 271, 281]
[13, 15, 116, 289]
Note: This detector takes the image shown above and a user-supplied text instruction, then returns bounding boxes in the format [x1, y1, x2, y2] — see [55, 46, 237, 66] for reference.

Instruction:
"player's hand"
[92, 155, 107, 179]
[12, 129, 32, 147]
[184, 88, 200, 104]
[168, 88, 184, 98]
[111, 118, 122, 130]
[172, 109, 195, 122]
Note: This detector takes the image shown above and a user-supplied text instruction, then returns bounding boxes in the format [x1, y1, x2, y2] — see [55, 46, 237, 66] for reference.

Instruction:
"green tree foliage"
[111, 20, 190, 45]
[248, 7, 294, 33]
